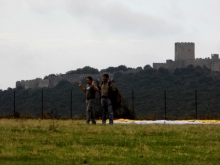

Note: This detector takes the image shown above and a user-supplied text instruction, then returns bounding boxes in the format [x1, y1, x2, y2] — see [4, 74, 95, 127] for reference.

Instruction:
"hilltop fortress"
[153, 42, 220, 71]
[16, 42, 220, 89]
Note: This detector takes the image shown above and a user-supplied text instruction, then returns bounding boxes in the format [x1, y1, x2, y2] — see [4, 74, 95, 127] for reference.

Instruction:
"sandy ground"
[96, 119, 220, 124]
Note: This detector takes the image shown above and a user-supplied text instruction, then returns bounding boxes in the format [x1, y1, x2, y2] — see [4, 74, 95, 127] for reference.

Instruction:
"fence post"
[195, 90, 197, 119]
[164, 90, 166, 120]
[41, 90, 43, 119]
[70, 90, 72, 119]
[14, 90, 15, 118]
[132, 89, 135, 119]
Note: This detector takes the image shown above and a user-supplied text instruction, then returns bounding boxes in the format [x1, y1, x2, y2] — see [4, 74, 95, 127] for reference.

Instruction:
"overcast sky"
[0, 0, 220, 90]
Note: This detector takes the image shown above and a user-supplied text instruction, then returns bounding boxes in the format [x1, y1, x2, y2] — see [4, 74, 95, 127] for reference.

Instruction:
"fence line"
[3, 89, 220, 120]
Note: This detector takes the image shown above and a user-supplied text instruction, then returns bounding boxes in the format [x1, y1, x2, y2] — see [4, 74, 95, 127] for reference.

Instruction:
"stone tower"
[175, 42, 195, 61]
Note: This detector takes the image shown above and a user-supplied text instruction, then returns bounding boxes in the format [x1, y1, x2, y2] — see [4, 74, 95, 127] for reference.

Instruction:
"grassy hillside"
[0, 119, 219, 165]
[115, 65, 220, 119]
[0, 65, 220, 119]
[0, 80, 132, 119]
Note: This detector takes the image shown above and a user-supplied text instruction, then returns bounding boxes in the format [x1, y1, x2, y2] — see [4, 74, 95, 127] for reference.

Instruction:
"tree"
[158, 67, 169, 75]
[144, 65, 152, 70]
[66, 66, 99, 74]
[118, 65, 128, 71]
[136, 67, 143, 70]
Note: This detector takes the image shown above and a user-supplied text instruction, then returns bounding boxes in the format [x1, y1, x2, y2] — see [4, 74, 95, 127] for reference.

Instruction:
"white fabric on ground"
[97, 119, 220, 125]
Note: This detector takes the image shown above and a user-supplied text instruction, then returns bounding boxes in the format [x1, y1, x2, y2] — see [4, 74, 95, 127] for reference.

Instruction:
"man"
[100, 74, 116, 124]
[79, 76, 99, 124]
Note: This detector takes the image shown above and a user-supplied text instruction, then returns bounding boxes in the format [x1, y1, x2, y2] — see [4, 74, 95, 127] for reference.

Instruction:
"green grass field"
[0, 119, 219, 165]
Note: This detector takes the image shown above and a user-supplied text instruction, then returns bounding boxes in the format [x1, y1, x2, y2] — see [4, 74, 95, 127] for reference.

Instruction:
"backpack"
[101, 82, 121, 111]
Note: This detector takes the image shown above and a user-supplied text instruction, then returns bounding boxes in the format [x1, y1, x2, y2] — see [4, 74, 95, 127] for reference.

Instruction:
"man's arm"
[92, 81, 99, 92]
[79, 82, 86, 93]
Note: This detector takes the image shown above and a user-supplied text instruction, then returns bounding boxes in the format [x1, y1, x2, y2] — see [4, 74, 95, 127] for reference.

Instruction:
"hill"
[115, 65, 220, 119]
[0, 65, 220, 119]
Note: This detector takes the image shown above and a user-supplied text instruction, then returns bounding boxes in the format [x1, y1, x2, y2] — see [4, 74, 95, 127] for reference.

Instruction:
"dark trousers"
[101, 98, 114, 124]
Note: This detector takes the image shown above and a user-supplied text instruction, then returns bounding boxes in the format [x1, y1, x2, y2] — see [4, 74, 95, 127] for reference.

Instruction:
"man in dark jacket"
[100, 74, 116, 124]
[79, 76, 99, 124]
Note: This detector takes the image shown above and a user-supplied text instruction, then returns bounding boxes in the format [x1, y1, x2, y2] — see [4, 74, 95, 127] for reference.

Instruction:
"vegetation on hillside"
[66, 66, 99, 75]
[0, 65, 220, 119]
[44, 65, 141, 79]
[115, 65, 220, 119]
[100, 65, 138, 73]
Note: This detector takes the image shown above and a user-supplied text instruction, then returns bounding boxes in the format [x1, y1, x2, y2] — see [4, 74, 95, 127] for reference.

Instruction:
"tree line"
[0, 65, 220, 119]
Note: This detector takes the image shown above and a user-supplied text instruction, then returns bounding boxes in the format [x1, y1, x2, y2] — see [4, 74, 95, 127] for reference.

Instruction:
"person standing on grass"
[79, 76, 99, 124]
[100, 74, 116, 125]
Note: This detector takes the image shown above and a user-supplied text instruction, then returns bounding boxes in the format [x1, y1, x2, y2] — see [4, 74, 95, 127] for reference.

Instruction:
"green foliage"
[100, 65, 134, 73]
[0, 80, 132, 119]
[114, 66, 220, 119]
[136, 66, 143, 70]
[144, 65, 152, 70]
[1, 65, 220, 119]
[44, 74, 57, 79]
[66, 66, 99, 75]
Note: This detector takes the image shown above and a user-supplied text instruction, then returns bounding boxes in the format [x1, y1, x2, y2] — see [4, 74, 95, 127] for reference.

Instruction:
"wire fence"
[130, 89, 220, 120]
[0, 89, 220, 120]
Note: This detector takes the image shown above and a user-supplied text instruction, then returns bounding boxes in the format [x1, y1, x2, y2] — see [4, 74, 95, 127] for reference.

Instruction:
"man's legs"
[101, 98, 107, 124]
[107, 99, 114, 124]
[86, 100, 90, 124]
[90, 99, 96, 124]
[86, 99, 96, 124]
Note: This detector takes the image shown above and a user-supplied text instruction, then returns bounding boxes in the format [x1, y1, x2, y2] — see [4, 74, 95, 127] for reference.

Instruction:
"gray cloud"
[66, 0, 182, 37]
[17, 0, 183, 37]
[0, 0, 220, 90]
